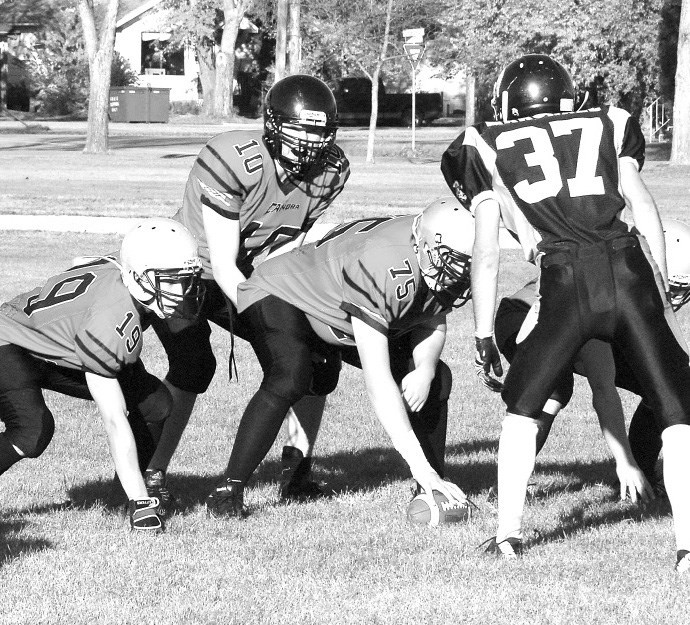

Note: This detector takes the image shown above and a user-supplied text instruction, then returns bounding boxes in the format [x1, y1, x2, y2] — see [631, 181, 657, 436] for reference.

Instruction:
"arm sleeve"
[441, 126, 495, 211]
[193, 139, 249, 219]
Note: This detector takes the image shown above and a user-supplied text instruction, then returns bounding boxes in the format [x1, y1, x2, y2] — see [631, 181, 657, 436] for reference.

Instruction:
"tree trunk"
[275, 0, 288, 82]
[197, 43, 216, 116]
[365, 0, 393, 164]
[287, 0, 301, 75]
[0, 42, 7, 113]
[465, 71, 476, 127]
[214, 1, 243, 119]
[79, 0, 119, 154]
[671, 0, 690, 164]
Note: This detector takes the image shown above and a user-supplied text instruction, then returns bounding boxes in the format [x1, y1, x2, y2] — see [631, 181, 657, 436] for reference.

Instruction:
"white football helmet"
[120, 218, 205, 319]
[412, 196, 475, 308]
[664, 219, 690, 311]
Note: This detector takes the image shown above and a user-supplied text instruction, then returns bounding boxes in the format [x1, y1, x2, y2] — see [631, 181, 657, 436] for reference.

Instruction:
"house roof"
[117, 0, 163, 29]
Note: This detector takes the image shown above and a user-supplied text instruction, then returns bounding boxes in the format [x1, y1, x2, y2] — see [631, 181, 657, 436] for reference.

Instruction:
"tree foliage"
[432, 0, 665, 120]
[25, 5, 136, 115]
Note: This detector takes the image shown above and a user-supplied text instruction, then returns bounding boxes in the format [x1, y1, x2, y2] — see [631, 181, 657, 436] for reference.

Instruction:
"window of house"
[141, 32, 184, 76]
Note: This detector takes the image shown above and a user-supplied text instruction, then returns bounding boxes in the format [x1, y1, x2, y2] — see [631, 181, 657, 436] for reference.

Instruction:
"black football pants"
[502, 235, 690, 429]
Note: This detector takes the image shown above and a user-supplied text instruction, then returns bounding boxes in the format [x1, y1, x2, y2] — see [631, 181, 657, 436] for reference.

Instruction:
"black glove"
[474, 335, 504, 392]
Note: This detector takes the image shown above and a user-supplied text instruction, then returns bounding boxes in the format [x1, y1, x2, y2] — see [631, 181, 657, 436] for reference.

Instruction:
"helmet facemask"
[414, 214, 472, 309]
[130, 266, 206, 320]
[120, 218, 206, 321]
[265, 116, 336, 178]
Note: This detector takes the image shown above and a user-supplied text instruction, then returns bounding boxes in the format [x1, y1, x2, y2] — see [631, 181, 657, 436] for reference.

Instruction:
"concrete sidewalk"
[0, 118, 261, 137]
[0, 214, 521, 249]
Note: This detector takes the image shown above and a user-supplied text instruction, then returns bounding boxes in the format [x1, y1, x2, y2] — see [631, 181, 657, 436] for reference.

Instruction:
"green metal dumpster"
[109, 87, 171, 123]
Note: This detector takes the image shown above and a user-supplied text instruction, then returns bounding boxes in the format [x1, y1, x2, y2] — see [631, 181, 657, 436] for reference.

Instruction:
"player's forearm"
[410, 324, 446, 377]
[593, 388, 637, 467]
[471, 201, 501, 338]
[87, 373, 148, 500]
[472, 253, 499, 337]
[364, 371, 436, 480]
[212, 264, 246, 309]
[101, 413, 149, 500]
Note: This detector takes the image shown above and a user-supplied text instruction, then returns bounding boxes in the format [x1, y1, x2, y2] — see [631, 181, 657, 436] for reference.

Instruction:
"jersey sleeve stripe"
[341, 302, 388, 334]
[197, 157, 244, 198]
[200, 194, 240, 220]
[75, 332, 123, 377]
[203, 145, 247, 194]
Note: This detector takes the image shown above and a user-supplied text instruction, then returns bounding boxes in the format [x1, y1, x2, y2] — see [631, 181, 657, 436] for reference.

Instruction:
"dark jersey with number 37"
[0, 258, 143, 377]
[441, 105, 645, 262]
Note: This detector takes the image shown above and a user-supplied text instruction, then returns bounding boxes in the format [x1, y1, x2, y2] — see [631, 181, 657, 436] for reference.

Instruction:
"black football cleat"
[128, 497, 164, 533]
[145, 469, 174, 517]
[279, 446, 330, 502]
[206, 478, 246, 518]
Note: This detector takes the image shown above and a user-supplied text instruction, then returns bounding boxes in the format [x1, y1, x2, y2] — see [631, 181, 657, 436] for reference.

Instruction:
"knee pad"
[262, 359, 315, 405]
[3, 391, 55, 458]
[166, 346, 216, 394]
[308, 350, 342, 396]
[136, 382, 173, 423]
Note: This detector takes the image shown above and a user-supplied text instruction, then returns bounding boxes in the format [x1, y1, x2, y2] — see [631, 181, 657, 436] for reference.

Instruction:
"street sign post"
[402, 29, 425, 155]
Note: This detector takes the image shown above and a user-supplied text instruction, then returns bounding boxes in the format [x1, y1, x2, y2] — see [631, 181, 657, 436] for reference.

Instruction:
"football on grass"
[406, 490, 472, 526]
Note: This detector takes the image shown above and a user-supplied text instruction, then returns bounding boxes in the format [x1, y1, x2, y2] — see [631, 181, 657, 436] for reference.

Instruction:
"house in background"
[115, 0, 259, 105]
[115, 0, 199, 103]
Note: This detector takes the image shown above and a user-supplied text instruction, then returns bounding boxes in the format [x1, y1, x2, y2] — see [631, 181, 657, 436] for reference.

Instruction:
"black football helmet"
[263, 74, 338, 178]
[492, 54, 575, 121]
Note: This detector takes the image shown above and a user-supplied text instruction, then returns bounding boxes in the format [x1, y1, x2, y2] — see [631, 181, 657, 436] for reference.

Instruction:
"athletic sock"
[496, 414, 539, 543]
[661, 424, 690, 551]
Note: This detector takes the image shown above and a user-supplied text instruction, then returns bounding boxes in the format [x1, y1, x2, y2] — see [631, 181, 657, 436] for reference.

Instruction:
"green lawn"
[0, 130, 689, 624]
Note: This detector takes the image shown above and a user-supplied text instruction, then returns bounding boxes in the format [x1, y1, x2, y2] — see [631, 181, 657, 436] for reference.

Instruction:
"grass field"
[0, 127, 689, 624]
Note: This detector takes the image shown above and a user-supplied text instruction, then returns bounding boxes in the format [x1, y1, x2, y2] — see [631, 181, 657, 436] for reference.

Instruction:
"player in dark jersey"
[204, 197, 474, 517]
[145, 75, 351, 506]
[0, 219, 204, 532]
[494, 219, 690, 499]
[441, 54, 690, 572]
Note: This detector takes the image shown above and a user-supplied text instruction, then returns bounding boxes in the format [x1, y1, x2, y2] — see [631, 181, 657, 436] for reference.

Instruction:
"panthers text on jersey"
[173, 128, 350, 278]
[238, 215, 449, 346]
[0, 258, 144, 377]
[441, 105, 645, 262]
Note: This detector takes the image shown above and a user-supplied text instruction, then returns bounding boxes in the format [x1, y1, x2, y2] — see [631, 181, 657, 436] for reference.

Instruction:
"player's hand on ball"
[474, 335, 504, 392]
[417, 471, 467, 508]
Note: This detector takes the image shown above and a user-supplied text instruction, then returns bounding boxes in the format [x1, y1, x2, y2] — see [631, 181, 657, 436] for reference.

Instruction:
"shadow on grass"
[63, 437, 669, 541]
[0, 516, 52, 567]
